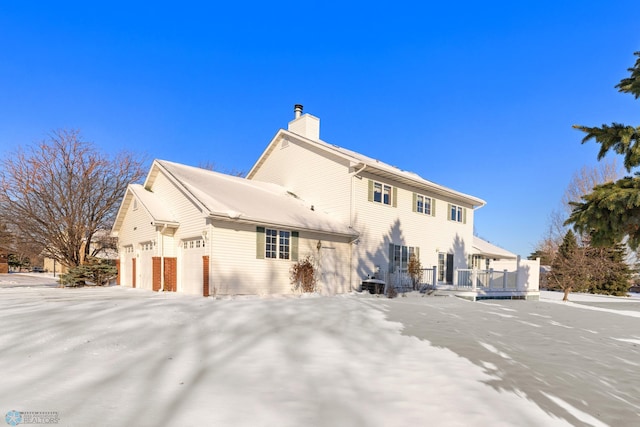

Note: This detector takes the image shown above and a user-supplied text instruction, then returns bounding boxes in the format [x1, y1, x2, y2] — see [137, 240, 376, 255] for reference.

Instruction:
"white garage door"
[180, 238, 205, 295]
[138, 241, 154, 291]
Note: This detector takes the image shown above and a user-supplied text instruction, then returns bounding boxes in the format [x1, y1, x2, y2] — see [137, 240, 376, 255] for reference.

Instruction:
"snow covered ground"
[1, 275, 638, 426]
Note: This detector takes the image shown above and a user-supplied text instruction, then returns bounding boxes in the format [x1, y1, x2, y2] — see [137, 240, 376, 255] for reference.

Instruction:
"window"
[183, 239, 205, 249]
[265, 229, 278, 258]
[448, 204, 466, 223]
[141, 242, 154, 251]
[262, 228, 293, 260]
[438, 253, 445, 282]
[414, 194, 435, 216]
[389, 244, 419, 273]
[369, 180, 395, 206]
[278, 231, 290, 259]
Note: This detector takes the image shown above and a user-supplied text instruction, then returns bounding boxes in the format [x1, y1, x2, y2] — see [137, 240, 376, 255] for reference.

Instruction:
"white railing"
[364, 256, 539, 297]
[456, 268, 517, 290]
[380, 267, 438, 294]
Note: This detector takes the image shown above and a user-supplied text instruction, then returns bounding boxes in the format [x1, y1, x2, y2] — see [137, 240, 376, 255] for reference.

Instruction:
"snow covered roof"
[472, 236, 517, 259]
[248, 126, 485, 208]
[112, 184, 179, 235]
[153, 160, 358, 237]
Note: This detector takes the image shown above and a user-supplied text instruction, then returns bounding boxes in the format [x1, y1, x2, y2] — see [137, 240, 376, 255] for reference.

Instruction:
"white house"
[112, 105, 539, 299]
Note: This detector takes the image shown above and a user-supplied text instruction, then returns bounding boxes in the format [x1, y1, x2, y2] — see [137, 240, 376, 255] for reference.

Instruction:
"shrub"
[60, 257, 117, 287]
[386, 283, 398, 298]
[290, 256, 317, 293]
[408, 254, 423, 290]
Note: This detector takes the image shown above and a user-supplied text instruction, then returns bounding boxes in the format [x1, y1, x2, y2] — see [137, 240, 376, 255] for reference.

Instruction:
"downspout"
[348, 164, 367, 291]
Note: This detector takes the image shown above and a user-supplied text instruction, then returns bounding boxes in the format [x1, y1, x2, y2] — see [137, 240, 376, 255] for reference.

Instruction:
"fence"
[379, 267, 437, 293]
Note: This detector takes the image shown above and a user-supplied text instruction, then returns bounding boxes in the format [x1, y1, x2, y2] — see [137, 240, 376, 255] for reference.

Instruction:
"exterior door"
[446, 254, 454, 284]
[320, 247, 339, 294]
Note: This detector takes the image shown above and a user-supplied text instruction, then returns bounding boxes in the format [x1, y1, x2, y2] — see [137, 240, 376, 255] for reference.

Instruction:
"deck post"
[503, 269, 508, 289]
[516, 255, 523, 292]
[471, 269, 477, 291]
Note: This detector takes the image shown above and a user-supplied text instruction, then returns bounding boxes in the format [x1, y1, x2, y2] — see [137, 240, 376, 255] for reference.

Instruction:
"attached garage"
[112, 160, 358, 296]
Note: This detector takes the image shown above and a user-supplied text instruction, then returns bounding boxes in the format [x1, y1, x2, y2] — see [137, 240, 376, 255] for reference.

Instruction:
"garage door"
[138, 241, 154, 291]
[180, 238, 205, 295]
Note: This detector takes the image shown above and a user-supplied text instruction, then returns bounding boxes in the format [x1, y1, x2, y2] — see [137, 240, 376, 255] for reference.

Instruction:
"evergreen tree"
[549, 230, 591, 301]
[587, 243, 633, 296]
[528, 248, 554, 265]
[567, 51, 640, 248]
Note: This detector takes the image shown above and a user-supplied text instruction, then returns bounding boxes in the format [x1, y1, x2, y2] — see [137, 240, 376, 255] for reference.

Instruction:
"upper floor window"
[413, 194, 435, 216]
[368, 180, 396, 207]
[448, 204, 466, 223]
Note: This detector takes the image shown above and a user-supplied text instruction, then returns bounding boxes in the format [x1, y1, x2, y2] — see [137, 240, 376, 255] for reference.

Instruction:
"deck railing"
[381, 267, 438, 293]
[369, 260, 537, 296]
[456, 268, 517, 291]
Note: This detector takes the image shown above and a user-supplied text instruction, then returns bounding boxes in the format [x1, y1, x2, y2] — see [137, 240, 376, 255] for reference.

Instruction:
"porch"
[371, 257, 540, 301]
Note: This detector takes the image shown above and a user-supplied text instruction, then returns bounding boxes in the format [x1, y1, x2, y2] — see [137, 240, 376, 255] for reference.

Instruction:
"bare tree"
[533, 160, 622, 257]
[0, 223, 13, 248]
[198, 161, 246, 177]
[561, 160, 622, 215]
[0, 129, 146, 268]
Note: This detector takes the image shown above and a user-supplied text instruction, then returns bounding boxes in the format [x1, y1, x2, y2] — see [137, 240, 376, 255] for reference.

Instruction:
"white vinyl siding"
[212, 223, 349, 295]
[353, 172, 474, 282]
[247, 132, 478, 289]
[117, 194, 156, 288]
[248, 135, 352, 221]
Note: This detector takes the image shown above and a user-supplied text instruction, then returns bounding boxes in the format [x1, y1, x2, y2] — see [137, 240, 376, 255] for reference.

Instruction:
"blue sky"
[1, 1, 639, 257]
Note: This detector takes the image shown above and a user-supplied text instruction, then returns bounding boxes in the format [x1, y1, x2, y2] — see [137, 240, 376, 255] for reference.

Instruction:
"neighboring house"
[43, 230, 117, 275]
[113, 105, 539, 299]
[471, 236, 517, 269]
[42, 258, 66, 276]
[0, 247, 8, 274]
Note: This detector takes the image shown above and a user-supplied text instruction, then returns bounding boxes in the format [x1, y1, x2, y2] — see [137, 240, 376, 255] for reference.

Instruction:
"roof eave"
[363, 163, 486, 208]
[208, 213, 359, 239]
